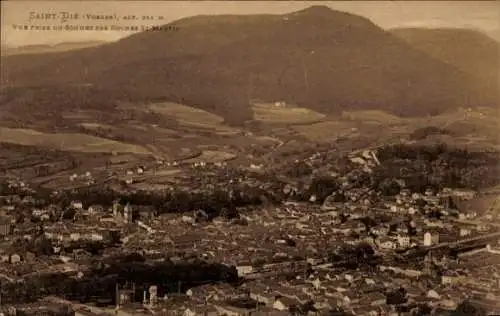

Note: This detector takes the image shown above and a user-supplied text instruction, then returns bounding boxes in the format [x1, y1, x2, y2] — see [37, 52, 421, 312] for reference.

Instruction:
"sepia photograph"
[0, 1, 499, 315]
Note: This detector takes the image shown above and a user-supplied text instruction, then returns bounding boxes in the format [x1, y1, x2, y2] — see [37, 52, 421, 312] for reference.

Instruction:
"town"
[0, 142, 498, 316]
[1, 2, 499, 315]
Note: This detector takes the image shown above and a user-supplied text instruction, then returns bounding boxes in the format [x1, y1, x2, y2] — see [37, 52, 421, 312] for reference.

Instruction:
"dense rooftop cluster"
[0, 143, 499, 315]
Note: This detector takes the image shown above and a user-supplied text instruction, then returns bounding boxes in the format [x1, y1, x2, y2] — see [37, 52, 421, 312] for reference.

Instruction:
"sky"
[1, 1, 499, 47]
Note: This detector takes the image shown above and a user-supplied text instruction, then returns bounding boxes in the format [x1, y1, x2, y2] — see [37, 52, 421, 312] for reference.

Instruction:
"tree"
[299, 300, 317, 314]
[33, 235, 53, 256]
[386, 287, 408, 305]
[378, 178, 401, 196]
[324, 307, 354, 316]
[411, 303, 432, 316]
[308, 176, 339, 203]
[451, 300, 487, 316]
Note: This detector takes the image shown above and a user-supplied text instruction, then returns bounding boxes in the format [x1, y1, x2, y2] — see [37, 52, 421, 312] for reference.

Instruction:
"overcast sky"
[1, 1, 499, 47]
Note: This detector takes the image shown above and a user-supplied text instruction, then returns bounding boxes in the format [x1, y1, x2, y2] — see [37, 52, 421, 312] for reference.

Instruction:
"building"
[378, 239, 397, 250]
[460, 228, 472, 237]
[441, 271, 464, 285]
[124, 203, 132, 224]
[236, 264, 253, 277]
[0, 222, 13, 236]
[71, 201, 84, 210]
[273, 296, 299, 311]
[424, 232, 439, 247]
[10, 253, 22, 264]
[451, 189, 476, 200]
[397, 235, 410, 249]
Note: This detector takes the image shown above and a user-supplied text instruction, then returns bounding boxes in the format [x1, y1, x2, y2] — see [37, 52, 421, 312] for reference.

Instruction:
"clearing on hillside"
[183, 150, 238, 164]
[341, 110, 405, 125]
[251, 103, 326, 124]
[0, 127, 151, 155]
[291, 121, 358, 142]
[147, 102, 241, 135]
[148, 102, 224, 125]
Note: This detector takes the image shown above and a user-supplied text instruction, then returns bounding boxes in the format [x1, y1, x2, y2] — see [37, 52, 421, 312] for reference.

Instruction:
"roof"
[74, 308, 107, 316]
[274, 295, 299, 307]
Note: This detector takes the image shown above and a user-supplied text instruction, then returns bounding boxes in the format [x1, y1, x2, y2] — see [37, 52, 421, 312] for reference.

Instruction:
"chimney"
[149, 285, 158, 307]
[112, 201, 118, 217]
[132, 283, 136, 302]
[115, 283, 119, 309]
[143, 290, 147, 305]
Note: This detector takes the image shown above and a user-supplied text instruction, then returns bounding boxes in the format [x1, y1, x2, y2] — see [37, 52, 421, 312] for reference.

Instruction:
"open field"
[290, 107, 499, 149]
[251, 103, 326, 124]
[107, 154, 143, 165]
[177, 120, 242, 135]
[341, 110, 406, 125]
[0, 127, 151, 155]
[79, 123, 116, 130]
[291, 121, 359, 142]
[147, 102, 242, 135]
[404, 107, 499, 148]
[183, 150, 238, 164]
[148, 102, 225, 125]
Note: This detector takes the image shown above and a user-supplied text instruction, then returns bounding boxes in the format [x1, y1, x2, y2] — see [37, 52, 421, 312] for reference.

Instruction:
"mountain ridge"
[1, 7, 496, 125]
[390, 27, 499, 92]
[1, 41, 107, 56]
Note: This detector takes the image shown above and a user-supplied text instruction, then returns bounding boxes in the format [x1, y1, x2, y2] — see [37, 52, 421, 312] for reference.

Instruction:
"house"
[341, 290, 358, 306]
[451, 189, 476, 200]
[250, 288, 275, 305]
[423, 231, 439, 246]
[441, 270, 465, 285]
[424, 189, 435, 196]
[273, 296, 299, 311]
[213, 303, 251, 316]
[460, 228, 472, 237]
[403, 269, 422, 278]
[349, 157, 366, 165]
[183, 304, 218, 316]
[397, 235, 410, 249]
[371, 224, 389, 236]
[366, 292, 386, 306]
[311, 278, 321, 290]
[75, 307, 107, 316]
[88, 233, 104, 242]
[378, 238, 397, 250]
[71, 201, 84, 209]
[10, 253, 21, 264]
[69, 232, 83, 241]
[0, 221, 13, 236]
[427, 289, 441, 300]
[236, 264, 253, 277]
[87, 205, 104, 215]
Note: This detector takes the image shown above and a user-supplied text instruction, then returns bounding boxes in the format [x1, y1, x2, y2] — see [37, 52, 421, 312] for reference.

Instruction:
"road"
[403, 231, 500, 259]
[0, 272, 15, 283]
[452, 218, 500, 229]
[427, 230, 500, 251]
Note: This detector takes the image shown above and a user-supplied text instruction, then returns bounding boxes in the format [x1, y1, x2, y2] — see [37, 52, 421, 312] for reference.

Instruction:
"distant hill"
[1, 6, 496, 126]
[0, 41, 107, 56]
[390, 28, 499, 93]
